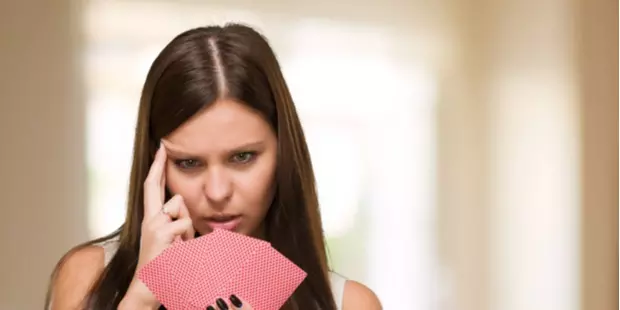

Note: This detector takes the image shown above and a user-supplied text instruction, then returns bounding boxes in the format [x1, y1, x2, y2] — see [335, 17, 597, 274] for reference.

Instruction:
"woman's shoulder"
[342, 279, 381, 309]
[48, 233, 121, 309]
[327, 271, 381, 309]
[56, 245, 106, 281]
[48, 244, 106, 309]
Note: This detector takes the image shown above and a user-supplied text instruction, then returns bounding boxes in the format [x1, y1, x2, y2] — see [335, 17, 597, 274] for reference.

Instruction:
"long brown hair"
[46, 23, 336, 310]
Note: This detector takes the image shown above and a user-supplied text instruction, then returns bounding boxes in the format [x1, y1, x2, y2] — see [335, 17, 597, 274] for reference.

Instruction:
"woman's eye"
[174, 159, 201, 169]
[231, 152, 256, 164]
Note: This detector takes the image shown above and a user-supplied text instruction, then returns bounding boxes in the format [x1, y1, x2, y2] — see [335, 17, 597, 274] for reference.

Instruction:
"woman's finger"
[163, 218, 194, 241]
[207, 295, 252, 310]
[229, 295, 252, 310]
[215, 298, 228, 310]
[159, 142, 167, 204]
[160, 195, 183, 219]
[176, 197, 195, 240]
[143, 143, 167, 218]
[147, 195, 182, 230]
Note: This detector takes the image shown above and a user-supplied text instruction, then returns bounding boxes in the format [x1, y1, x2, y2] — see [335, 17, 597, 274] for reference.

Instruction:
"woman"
[46, 24, 381, 310]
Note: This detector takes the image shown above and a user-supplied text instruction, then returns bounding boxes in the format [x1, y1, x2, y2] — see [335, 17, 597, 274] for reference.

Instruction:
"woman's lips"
[205, 215, 241, 231]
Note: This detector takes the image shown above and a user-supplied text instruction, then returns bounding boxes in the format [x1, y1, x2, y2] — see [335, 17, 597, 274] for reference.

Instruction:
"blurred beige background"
[0, 0, 617, 309]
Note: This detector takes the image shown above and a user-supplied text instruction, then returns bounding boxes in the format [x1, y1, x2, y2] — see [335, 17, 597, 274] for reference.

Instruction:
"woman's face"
[162, 99, 277, 237]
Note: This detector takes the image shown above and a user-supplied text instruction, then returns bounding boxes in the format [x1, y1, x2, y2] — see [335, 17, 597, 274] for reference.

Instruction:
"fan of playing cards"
[137, 229, 307, 310]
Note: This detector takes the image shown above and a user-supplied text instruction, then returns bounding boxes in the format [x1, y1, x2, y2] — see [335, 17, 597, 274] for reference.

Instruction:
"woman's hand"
[120, 143, 196, 309]
[207, 295, 253, 310]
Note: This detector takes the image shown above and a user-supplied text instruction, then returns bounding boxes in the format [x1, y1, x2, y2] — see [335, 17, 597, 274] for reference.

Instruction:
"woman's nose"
[203, 167, 233, 205]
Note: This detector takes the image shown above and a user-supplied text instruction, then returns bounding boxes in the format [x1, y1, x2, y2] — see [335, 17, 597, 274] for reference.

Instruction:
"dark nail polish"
[216, 298, 229, 310]
[230, 294, 243, 307]
[206, 306, 215, 310]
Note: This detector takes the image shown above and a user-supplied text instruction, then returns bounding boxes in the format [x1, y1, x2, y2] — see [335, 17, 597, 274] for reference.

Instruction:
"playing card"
[138, 235, 219, 310]
[226, 244, 307, 310]
[135, 248, 181, 309]
[136, 243, 190, 309]
[188, 229, 269, 308]
[138, 229, 305, 310]
[167, 235, 220, 306]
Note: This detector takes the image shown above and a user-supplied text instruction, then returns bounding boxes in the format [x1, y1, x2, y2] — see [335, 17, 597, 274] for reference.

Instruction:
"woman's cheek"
[179, 179, 203, 207]
[167, 172, 202, 205]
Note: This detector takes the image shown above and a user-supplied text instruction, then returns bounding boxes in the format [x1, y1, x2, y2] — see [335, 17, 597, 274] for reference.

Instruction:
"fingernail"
[207, 306, 215, 310]
[230, 294, 243, 307]
[216, 298, 229, 310]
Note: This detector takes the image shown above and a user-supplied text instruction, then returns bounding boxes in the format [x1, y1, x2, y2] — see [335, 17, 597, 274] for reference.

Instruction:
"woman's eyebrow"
[161, 142, 196, 158]
[162, 140, 266, 157]
[228, 141, 265, 152]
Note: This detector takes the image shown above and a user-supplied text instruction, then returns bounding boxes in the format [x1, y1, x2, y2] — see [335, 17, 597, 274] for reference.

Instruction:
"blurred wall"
[0, 1, 88, 309]
[438, 0, 617, 309]
[577, 0, 618, 309]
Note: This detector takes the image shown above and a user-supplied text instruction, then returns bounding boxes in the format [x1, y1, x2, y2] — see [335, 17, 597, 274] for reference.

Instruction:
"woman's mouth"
[205, 215, 241, 231]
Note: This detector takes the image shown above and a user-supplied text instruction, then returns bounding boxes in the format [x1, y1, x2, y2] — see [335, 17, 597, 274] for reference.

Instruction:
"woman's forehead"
[163, 99, 274, 154]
